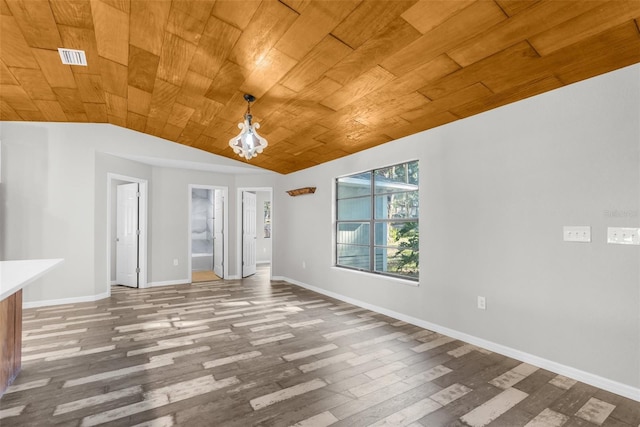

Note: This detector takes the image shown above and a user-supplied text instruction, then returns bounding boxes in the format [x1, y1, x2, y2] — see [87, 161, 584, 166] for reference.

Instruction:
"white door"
[213, 189, 224, 278]
[116, 183, 139, 287]
[242, 191, 257, 277]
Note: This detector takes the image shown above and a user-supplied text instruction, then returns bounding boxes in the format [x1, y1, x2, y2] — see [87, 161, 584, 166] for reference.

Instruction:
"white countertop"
[0, 259, 64, 301]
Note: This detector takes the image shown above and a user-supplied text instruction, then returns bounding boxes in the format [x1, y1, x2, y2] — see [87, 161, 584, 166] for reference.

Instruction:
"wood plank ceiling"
[1, 0, 639, 174]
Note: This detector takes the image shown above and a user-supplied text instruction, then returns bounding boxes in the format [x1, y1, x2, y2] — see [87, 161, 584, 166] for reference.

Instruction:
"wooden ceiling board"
[528, 0, 640, 56]
[129, 0, 170, 55]
[127, 85, 151, 116]
[34, 99, 67, 121]
[2, 83, 38, 110]
[227, 0, 298, 71]
[189, 98, 223, 127]
[320, 65, 396, 111]
[189, 17, 241, 78]
[99, 57, 127, 97]
[50, 0, 94, 28]
[128, 45, 160, 93]
[75, 73, 104, 103]
[1, 0, 639, 174]
[16, 109, 45, 121]
[204, 61, 247, 105]
[10, 67, 57, 100]
[274, 0, 359, 61]
[331, 0, 417, 49]
[126, 111, 146, 132]
[171, 0, 214, 19]
[0, 0, 11, 15]
[211, 0, 261, 30]
[0, 15, 40, 69]
[450, 74, 562, 119]
[5, 0, 62, 49]
[31, 48, 77, 88]
[494, 0, 539, 17]
[84, 102, 108, 122]
[325, 17, 421, 86]
[240, 48, 297, 98]
[100, 0, 130, 14]
[447, 0, 603, 67]
[381, 0, 507, 76]
[0, 61, 17, 85]
[57, 25, 101, 75]
[90, 0, 129, 66]
[167, 102, 194, 129]
[0, 101, 21, 120]
[177, 71, 213, 105]
[280, 35, 352, 92]
[401, 0, 475, 34]
[166, 6, 207, 45]
[157, 33, 197, 87]
[545, 22, 640, 85]
[51, 87, 86, 115]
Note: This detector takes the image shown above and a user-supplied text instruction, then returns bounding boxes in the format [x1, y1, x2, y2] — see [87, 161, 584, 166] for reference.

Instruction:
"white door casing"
[116, 182, 139, 287]
[213, 189, 224, 278]
[242, 191, 257, 277]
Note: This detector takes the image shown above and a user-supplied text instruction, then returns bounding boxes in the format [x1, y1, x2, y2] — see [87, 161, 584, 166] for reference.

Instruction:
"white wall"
[272, 64, 640, 393]
[0, 123, 275, 302]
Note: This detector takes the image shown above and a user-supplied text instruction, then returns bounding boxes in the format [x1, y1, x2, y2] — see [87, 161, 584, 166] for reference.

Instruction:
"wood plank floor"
[1, 266, 639, 426]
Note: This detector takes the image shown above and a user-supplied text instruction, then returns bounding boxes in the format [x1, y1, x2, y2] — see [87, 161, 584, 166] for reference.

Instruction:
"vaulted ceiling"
[1, 0, 639, 174]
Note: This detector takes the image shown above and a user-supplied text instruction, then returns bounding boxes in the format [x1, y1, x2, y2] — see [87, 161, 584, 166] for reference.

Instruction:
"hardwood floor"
[1, 266, 639, 426]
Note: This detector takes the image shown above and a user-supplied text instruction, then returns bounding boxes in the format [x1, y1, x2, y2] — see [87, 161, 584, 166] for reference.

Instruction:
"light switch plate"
[563, 226, 591, 243]
[607, 227, 640, 245]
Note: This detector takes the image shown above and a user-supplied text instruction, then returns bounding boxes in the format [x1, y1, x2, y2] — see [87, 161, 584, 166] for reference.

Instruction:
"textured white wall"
[0, 123, 273, 301]
[272, 64, 640, 390]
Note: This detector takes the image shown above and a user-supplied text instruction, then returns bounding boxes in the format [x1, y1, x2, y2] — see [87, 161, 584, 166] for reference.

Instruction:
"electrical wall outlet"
[607, 227, 640, 245]
[477, 296, 486, 310]
[563, 226, 591, 242]
[173, 259, 179, 266]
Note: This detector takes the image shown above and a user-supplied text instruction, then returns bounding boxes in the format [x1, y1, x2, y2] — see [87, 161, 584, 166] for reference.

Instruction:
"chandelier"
[228, 94, 268, 160]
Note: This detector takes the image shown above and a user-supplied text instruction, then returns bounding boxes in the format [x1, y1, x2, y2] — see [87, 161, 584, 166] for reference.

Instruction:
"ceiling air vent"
[58, 48, 87, 66]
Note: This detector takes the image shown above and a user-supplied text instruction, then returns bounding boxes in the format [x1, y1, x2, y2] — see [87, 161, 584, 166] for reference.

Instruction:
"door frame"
[188, 184, 229, 282]
[107, 173, 148, 294]
[236, 187, 272, 279]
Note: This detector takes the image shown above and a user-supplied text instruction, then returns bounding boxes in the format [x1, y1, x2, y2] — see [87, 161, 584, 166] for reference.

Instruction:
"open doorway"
[238, 187, 272, 279]
[107, 173, 148, 292]
[189, 185, 227, 282]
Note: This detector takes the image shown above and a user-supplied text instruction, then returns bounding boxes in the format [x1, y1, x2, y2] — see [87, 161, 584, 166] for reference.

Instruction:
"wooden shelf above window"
[286, 187, 316, 197]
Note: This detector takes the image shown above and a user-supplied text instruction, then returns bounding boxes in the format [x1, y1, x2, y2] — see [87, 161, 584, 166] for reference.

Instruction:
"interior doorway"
[238, 187, 272, 279]
[107, 173, 148, 292]
[189, 185, 228, 282]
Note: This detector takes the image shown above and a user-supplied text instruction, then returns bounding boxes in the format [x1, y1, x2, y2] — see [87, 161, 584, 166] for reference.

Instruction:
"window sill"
[331, 266, 419, 287]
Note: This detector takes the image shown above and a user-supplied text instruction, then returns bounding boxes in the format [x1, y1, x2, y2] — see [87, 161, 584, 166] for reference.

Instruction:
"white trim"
[110, 280, 116, 285]
[147, 279, 190, 287]
[226, 275, 241, 280]
[256, 261, 271, 265]
[188, 184, 229, 281]
[107, 173, 149, 295]
[236, 187, 273, 280]
[23, 291, 109, 309]
[330, 266, 419, 287]
[278, 276, 640, 402]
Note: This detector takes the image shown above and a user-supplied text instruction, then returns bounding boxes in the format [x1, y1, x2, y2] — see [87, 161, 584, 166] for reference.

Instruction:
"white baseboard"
[23, 291, 110, 309]
[147, 279, 190, 287]
[110, 280, 116, 285]
[280, 276, 640, 402]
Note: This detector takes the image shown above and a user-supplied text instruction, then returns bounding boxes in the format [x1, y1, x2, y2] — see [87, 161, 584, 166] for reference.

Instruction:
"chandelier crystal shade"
[229, 94, 268, 160]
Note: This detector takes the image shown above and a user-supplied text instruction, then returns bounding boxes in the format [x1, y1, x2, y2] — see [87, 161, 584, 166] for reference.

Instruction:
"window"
[336, 161, 419, 280]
